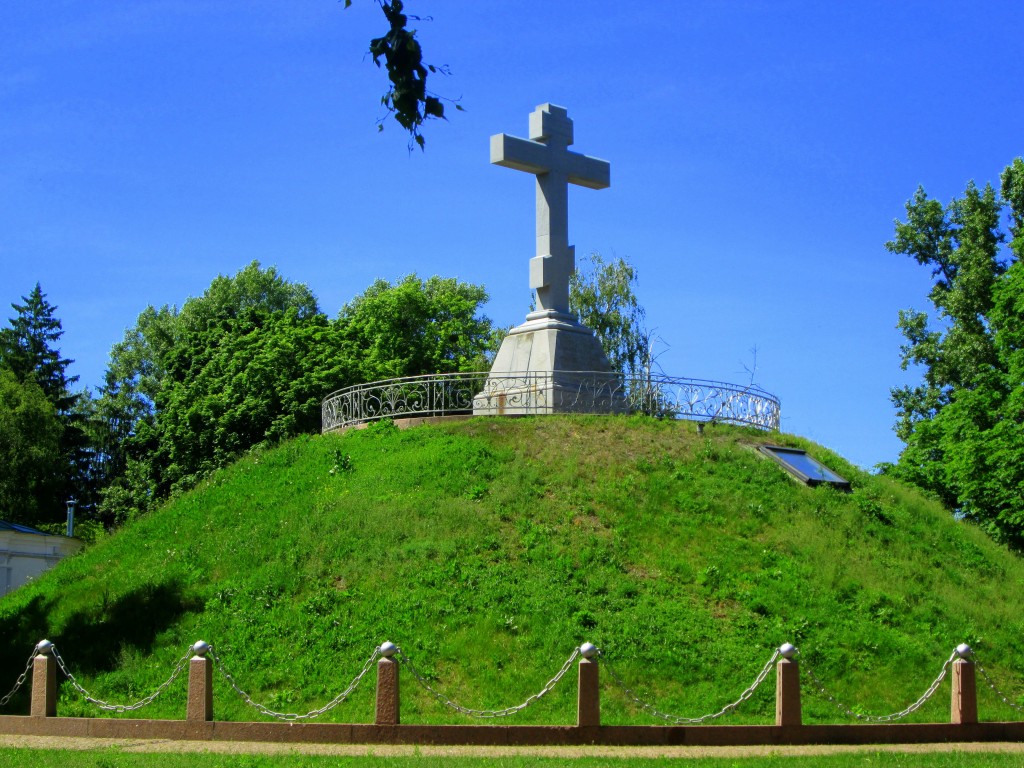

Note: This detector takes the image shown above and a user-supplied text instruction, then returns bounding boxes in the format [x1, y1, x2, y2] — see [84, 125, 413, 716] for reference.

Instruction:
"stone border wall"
[1, 648, 1018, 747]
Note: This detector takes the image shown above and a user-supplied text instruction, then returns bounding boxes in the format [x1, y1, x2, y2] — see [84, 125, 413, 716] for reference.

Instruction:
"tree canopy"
[570, 252, 653, 379]
[0, 285, 87, 525]
[885, 157, 1024, 544]
[338, 274, 495, 382]
[93, 264, 493, 524]
[0, 370, 63, 526]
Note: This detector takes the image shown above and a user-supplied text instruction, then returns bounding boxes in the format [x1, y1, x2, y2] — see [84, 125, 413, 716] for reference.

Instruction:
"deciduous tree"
[0, 370, 63, 526]
[569, 252, 653, 379]
[338, 274, 494, 381]
[886, 157, 1024, 543]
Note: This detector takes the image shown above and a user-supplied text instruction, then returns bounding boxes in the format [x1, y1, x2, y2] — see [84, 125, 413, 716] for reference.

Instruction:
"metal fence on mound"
[321, 371, 781, 433]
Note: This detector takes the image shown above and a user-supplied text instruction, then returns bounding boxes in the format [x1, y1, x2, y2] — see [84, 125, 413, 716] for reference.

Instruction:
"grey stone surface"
[476, 104, 619, 415]
[30, 654, 56, 718]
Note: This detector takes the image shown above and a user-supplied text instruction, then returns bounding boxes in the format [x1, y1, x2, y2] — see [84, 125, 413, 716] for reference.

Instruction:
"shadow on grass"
[0, 579, 201, 685]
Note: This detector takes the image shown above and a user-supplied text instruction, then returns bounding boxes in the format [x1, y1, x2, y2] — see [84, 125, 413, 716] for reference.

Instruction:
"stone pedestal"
[473, 311, 627, 415]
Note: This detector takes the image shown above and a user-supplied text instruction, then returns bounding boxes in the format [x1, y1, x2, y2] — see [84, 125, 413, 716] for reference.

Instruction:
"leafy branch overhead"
[347, 0, 459, 149]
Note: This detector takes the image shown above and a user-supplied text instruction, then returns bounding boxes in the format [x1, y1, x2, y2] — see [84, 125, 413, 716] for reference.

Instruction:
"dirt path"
[3, 735, 1024, 759]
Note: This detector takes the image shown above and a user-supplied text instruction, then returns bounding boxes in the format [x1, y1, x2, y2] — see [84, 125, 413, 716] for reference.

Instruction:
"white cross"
[491, 104, 610, 316]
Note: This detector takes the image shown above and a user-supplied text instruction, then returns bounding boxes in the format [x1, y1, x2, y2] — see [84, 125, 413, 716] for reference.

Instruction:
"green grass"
[1, 416, 1023, 726]
[2, 747, 1024, 768]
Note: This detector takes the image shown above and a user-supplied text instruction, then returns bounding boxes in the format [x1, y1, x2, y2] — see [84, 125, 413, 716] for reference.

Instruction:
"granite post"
[186, 647, 214, 722]
[376, 652, 400, 725]
[775, 657, 802, 727]
[951, 657, 978, 725]
[577, 656, 600, 727]
[30, 644, 57, 718]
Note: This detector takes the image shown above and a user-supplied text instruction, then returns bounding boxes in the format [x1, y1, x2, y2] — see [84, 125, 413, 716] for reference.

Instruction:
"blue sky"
[2, 1, 1022, 470]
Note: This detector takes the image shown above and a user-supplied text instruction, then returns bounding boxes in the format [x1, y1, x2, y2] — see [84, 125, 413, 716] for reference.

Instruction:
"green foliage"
[0, 284, 79, 412]
[338, 274, 494, 381]
[94, 263, 346, 515]
[93, 265, 493, 523]
[91, 305, 180, 522]
[2, 418, 1022, 727]
[0, 284, 87, 523]
[886, 158, 1024, 544]
[0, 370, 62, 525]
[569, 252, 653, 378]
[352, 0, 455, 149]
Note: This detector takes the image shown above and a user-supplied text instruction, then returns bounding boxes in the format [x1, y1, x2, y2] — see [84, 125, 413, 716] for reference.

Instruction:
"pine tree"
[0, 284, 87, 523]
[0, 284, 79, 414]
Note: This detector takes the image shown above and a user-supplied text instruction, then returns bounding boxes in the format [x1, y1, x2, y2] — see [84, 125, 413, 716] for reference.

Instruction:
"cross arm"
[567, 153, 610, 190]
[491, 133, 551, 175]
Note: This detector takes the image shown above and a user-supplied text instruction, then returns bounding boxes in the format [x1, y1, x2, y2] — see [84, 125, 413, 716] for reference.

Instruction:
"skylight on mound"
[758, 445, 851, 491]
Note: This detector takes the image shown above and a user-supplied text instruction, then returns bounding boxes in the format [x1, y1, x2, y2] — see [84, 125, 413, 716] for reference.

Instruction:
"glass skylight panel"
[758, 445, 850, 490]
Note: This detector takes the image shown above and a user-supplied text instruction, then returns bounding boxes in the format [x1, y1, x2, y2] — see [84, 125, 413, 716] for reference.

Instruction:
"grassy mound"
[1, 416, 1022, 725]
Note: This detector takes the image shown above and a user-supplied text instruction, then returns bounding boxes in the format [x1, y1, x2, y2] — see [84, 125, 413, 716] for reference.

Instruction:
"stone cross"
[491, 104, 610, 317]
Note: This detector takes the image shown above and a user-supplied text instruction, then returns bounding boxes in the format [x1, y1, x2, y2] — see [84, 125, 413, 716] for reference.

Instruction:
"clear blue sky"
[2, 1, 1022, 470]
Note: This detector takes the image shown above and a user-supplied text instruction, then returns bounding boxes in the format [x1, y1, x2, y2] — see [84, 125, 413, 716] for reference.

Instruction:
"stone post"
[775, 654, 801, 727]
[951, 657, 978, 725]
[577, 652, 600, 727]
[375, 642, 400, 725]
[186, 641, 214, 722]
[30, 641, 56, 718]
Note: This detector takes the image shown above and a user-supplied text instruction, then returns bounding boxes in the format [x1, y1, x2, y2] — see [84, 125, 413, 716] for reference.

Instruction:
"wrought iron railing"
[321, 371, 780, 433]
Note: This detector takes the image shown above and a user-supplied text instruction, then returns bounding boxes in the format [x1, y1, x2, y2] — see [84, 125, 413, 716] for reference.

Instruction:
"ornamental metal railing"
[321, 371, 781, 433]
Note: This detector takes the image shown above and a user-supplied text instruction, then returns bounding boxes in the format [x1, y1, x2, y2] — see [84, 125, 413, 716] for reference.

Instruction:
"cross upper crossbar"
[490, 135, 610, 190]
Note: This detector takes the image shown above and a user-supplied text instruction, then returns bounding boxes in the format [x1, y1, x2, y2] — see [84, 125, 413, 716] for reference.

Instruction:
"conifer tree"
[0, 284, 87, 523]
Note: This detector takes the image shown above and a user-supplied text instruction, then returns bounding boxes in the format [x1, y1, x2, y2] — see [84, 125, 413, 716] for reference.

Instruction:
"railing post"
[376, 642, 400, 725]
[186, 641, 213, 722]
[577, 643, 600, 727]
[951, 645, 977, 725]
[30, 640, 56, 718]
[775, 644, 801, 727]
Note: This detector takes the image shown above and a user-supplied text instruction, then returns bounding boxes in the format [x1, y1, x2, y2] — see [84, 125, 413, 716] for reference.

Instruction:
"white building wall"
[0, 531, 82, 597]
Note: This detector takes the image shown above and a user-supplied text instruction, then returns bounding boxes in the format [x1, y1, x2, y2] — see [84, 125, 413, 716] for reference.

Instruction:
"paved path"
[3, 735, 1024, 759]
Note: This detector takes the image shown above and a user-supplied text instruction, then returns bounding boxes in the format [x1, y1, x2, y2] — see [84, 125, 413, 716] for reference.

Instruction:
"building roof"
[0, 520, 51, 536]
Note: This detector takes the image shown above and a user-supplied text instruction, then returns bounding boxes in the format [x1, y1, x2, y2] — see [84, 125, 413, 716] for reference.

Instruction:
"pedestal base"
[473, 313, 628, 415]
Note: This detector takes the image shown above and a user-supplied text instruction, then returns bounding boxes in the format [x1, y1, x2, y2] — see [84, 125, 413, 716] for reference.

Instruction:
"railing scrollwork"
[322, 371, 780, 433]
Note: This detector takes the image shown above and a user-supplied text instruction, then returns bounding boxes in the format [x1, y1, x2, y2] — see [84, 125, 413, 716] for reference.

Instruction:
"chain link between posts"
[0, 647, 37, 708]
[800, 649, 957, 722]
[396, 646, 581, 718]
[599, 647, 780, 724]
[51, 643, 193, 713]
[974, 655, 1024, 713]
[208, 644, 380, 721]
